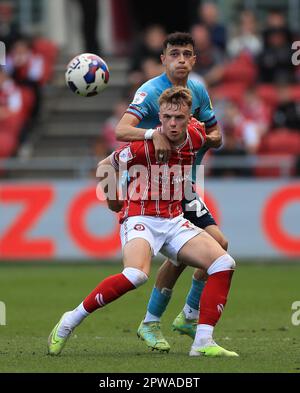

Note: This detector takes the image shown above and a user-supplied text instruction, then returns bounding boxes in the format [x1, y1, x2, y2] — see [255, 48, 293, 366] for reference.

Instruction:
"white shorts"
[120, 214, 203, 266]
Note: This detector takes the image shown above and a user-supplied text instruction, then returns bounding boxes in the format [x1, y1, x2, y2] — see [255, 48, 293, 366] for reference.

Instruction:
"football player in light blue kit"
[115, 32, 228, 352]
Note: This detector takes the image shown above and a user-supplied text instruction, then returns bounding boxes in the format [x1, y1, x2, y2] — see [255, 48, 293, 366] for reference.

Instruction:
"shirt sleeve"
[188, 118, 207, 149]
[110, 144, 135, 170]
[198, 86, 218, 129]
[126, 86, 153, 121]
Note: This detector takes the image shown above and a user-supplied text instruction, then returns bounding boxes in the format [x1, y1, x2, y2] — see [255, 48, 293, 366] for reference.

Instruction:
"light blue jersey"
[126, 73, 218, 182]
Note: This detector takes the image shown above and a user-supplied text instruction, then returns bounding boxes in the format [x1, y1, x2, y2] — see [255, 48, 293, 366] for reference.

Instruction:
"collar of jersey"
[174, 131, 189, 151]
[162, 73, 188, 88]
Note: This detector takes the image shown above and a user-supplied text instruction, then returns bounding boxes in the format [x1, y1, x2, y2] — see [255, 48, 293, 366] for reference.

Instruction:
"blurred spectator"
[240, 88, 271, 136]
[6, 36, 45, 118]
[0, 1, 19, 51]
[129, 25, 166, 88]
[227, 10, 263, 58]
[257, 26, 295, 83]
[191, 24, 226, 86]
[128, 56, 164, 97]
[96, 99, 129, 156]
[198, 1, 227, 51]
[265, 9, 289, 30]
[216, 100, 263, 154]
[77, 0, 100, 54]
[272, 83, 300, 130]
[0, 67, 24, 158]
[140, 57, 164, 81]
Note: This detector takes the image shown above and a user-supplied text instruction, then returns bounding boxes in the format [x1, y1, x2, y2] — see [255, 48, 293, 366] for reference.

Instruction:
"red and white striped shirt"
[110, 119, 206, 222]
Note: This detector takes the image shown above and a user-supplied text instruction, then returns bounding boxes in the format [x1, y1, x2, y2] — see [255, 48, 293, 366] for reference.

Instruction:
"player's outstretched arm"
[115, 113, 171, 163]
[115, 113, 148, 141]
[205, 124, 222, 148]
[97, 156, 123, 212]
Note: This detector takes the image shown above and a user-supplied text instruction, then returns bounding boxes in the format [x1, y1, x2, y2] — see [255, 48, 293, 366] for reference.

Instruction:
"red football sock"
[83, 273, 135, 313]
[199, 270, 234, 326]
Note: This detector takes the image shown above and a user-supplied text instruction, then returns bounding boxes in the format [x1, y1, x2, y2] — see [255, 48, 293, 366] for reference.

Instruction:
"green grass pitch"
[0, 262, 300, 373]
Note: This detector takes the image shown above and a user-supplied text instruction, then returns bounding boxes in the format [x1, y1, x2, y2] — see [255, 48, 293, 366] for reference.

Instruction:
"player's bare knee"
[193, 268, 207, 281]
[122, 267, 148, 288]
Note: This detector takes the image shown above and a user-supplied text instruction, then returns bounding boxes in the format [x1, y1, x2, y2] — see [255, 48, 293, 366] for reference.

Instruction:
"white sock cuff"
[122, 267, 148, 288]
[78, 302, 90, 316]
[207, 254, 236, 275]
[196, 324, 214, 336]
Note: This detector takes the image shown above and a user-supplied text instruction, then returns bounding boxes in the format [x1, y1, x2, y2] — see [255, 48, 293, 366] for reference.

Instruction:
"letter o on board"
[262, 184, 300, 256]
[68, 187, 120, 257]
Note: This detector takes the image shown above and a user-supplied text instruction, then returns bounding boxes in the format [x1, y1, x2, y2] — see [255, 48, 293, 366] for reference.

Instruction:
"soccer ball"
[65, 53, 110, 97]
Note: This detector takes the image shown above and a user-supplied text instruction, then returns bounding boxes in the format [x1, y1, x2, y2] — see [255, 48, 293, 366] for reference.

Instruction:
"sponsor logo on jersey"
[119, 146, 133, 163]
[134, 224, 145, 231]
[132, 91, 148, 105]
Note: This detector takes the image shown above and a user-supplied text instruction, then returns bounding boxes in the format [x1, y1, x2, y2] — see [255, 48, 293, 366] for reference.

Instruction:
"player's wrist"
[144, 128, 156, 140]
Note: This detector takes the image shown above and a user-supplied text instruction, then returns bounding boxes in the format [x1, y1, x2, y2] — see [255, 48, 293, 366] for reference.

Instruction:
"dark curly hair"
[163, 32, 195, 52]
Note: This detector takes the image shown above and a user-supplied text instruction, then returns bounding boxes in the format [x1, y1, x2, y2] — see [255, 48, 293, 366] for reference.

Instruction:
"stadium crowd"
[0, 0, 58, 160]
[107, 4, 300, 177]
[1, 1, 300, 177]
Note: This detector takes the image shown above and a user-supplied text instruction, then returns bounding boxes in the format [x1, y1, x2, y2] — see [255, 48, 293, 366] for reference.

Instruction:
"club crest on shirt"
[132, 91, 148, 105]
[134, 224, 145, 231]
[119, 146, 133, 163]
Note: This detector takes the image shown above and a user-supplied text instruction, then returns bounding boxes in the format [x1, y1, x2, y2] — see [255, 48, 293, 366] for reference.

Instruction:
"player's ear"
[192, 54, 196, 66]
[160, 54, 166, 66]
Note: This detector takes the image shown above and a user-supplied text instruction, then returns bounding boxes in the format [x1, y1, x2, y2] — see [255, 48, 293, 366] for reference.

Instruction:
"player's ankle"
[144, 311, 161, 323]
[183, 304, 198, 320]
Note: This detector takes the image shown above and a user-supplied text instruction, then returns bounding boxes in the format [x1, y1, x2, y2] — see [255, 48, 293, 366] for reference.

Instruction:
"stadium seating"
[255, 128, 300, 177]
[20, 87, 35, 123]
[210, 83, 245, 106]
[256, 84, 278, 108]
[222, 52, 258, 87]
[32, 38, 59, 85]
[259, 128, 300, 155]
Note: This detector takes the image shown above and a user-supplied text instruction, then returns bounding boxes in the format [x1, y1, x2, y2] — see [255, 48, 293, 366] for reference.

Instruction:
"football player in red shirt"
[48, 87, 238, 358]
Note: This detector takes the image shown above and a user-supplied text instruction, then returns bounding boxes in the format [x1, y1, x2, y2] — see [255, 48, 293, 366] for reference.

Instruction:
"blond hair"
[158, 86, 192, 109]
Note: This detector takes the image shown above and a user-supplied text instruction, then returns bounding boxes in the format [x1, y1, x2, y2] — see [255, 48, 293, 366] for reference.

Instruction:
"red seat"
[222, 52, 257, 87]
[256, 84, 278, 108]
[20, 87, 35, 122]
[259, 128, 300, 155]
[255, 129, 300, 177]
[289, 85, 300, 101]
[0, 133, 18, 158]
[211, 83, 245, 106]
[32, 38, 59, 84]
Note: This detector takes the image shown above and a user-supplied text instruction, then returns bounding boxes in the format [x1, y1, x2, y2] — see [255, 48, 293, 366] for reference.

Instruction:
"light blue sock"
[147, 286, 172, 319]
[186, 278, 205, 311]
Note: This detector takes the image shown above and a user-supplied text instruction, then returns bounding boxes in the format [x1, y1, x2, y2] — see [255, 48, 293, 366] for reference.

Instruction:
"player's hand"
[189, 117, 207, 145]
[153, 128, 172, 163]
